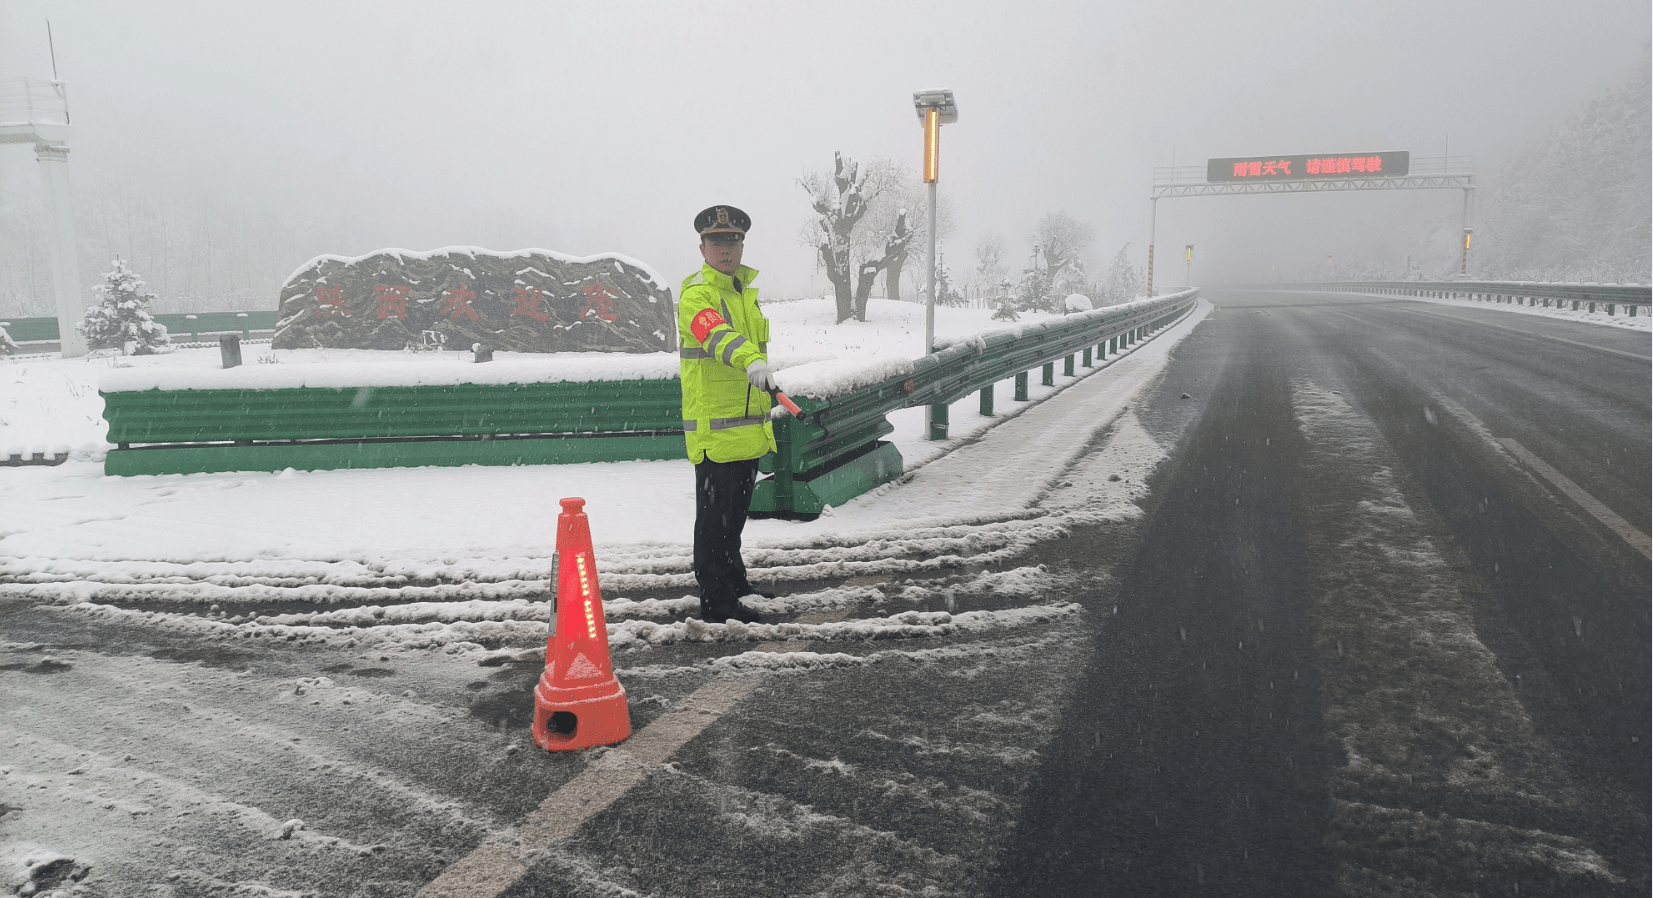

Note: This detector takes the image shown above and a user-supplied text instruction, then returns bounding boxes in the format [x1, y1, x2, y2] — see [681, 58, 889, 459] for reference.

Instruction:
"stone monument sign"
[273, 248, 675, 353]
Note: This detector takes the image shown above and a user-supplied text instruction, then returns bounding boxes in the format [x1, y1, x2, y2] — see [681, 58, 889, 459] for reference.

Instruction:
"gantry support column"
[36, 141, 86, 357]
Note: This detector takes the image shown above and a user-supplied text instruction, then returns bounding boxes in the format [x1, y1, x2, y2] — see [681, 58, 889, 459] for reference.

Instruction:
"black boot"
[704, 598, 764, 625]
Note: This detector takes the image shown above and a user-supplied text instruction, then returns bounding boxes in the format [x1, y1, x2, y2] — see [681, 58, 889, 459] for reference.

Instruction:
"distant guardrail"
[0, 310, 279, 343]
[1286, 281, 1650, 318]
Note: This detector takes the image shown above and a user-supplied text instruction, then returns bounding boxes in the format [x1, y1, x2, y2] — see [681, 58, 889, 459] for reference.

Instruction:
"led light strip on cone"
[531, 497, 632, 751]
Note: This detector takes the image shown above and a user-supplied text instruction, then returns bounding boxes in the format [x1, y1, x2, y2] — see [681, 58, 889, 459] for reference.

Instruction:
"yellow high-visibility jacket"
[678, 262, 775, 464]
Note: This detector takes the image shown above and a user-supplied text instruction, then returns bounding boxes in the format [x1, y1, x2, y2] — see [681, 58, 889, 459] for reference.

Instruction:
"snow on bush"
[78, 257, 173, 355]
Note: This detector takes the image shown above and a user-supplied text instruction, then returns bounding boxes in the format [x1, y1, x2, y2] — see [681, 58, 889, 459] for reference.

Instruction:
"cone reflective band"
[532, 497, 632, 752]
[923, 107, 940, 183]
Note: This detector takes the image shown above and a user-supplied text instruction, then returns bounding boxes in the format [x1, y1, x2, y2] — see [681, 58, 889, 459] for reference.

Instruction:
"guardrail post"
[1063, 355, 1074, 377]
[1014, 371, 1028, 402]
[929, 403, 949, 440]
[979, 384, 994, 416]
[1109, 335, 1118, 355]
[1041, 362, 1054, 386]
[1082, 347, 1092, 367]
[766, 416, 799, 514]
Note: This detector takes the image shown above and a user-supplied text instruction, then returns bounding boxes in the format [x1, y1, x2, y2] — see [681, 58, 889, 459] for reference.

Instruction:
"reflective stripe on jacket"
[678, 262, 775, 464]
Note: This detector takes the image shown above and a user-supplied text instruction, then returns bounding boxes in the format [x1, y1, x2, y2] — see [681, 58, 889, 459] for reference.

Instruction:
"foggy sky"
[2, 0, 1648, 296]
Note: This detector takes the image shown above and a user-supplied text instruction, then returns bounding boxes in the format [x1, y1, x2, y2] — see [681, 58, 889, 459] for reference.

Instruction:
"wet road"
[993, 289, 1650, 896]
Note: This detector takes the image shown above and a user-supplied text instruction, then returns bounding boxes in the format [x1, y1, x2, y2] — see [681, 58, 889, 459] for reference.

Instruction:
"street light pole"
[926, 123, 938, 357]
[913, 89, 958, 440]
[1146, 197, 1158, 297]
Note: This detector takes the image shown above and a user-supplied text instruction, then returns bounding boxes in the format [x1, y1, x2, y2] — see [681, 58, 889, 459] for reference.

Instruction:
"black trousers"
[694, 457, 759, 608]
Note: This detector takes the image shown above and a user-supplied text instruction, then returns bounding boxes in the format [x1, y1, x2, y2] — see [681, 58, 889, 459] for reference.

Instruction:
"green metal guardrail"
[96, 291, 1199, 517]
[0, 310, 279, 343]
[1292, 280, 1650, 316]
[751, 290, 1200, 516]
[103, 379, 684, 476]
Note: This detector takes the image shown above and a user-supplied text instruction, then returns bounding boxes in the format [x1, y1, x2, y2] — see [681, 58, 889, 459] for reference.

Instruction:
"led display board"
[1206, 151, 1410, 182]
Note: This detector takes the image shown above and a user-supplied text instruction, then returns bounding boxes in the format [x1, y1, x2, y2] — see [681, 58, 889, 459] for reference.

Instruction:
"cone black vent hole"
[550, 711, 578, 735]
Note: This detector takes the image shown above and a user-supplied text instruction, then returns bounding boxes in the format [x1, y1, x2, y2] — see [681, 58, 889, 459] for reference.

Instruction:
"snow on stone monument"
[273, 248, 675, 353]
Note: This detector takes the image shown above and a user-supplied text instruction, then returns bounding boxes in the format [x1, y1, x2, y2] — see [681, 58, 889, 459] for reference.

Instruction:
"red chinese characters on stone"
[316, 285, 350, 318]
[580, 283, 619, 323]
[374, 285, 410, 320]
[510, 285, 550, 321]
[442, 284, 479, 322]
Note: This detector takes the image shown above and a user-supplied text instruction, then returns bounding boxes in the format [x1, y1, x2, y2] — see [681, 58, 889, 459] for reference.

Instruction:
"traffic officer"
[679, 205, 777, 624]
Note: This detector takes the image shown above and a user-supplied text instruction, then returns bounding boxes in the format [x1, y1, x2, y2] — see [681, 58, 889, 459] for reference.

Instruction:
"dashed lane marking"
[417, 678, 756, 897]
[1497, 438, 1651, 561]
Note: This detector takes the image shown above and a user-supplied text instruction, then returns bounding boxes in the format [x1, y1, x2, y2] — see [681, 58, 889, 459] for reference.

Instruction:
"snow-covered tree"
[1015, 244, 1054, 313]
[1032, 212, 1094, 277]
[968, 233, 1009, 299]
[1097, 244, 1144, 306]
[1476, 59, 1651, 283]
[799, 152, 918, 322]
[78, 256, 172, 355]
[0, 322, 19, 355]
[933, 251, 966, 307]
[880, 180, 956, 303]
[1012, 212, 1097, 313]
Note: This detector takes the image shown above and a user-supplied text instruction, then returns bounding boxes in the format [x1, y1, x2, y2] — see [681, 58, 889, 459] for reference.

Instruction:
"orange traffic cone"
[531, 497, 632, 751]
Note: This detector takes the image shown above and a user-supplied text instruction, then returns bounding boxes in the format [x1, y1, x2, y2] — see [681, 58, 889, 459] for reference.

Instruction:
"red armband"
[690, 308, 726, 343]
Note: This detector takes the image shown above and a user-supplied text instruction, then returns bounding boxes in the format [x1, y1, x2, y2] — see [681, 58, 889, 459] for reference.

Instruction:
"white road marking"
[1332, 347, 1648, 562]
[1497, 438, 1652, 560]
[416, 678, 755, 897]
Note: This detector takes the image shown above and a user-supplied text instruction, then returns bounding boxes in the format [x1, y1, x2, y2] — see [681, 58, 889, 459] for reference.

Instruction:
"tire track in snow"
[1293, 380, 1621, 893]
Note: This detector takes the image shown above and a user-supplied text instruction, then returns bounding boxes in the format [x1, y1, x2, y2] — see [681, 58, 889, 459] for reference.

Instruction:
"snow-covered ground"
[1, 295, 1200, 600]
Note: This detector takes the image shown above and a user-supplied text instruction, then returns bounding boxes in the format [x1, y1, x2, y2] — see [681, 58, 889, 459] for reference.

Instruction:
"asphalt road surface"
[2, 290, 1647, 897]
[994, 289, 1650, 896]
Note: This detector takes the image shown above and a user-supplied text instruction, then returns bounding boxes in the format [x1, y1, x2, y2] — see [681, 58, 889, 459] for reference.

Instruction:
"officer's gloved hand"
[746, 361, 777, 392]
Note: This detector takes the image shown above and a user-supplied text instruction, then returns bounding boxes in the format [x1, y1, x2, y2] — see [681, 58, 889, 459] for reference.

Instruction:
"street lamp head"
[912, 89, 958, 124]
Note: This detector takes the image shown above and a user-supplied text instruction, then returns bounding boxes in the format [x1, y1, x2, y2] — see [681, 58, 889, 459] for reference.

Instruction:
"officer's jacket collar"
[698, 263, 759, 292]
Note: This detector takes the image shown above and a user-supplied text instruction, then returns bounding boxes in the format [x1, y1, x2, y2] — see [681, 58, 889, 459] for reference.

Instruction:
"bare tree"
[881, 179, 956, 303]
[799, 152, 917, 322]
[966, 233, 1008, 301]
[1031, 211, 1096, 286]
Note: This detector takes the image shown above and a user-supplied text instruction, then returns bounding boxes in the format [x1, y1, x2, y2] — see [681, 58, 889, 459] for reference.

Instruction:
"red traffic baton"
[769, 389, 803, 417]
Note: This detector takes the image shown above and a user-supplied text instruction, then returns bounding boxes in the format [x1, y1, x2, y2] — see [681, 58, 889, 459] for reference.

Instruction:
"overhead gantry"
[1146, 152, 1477, 295]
